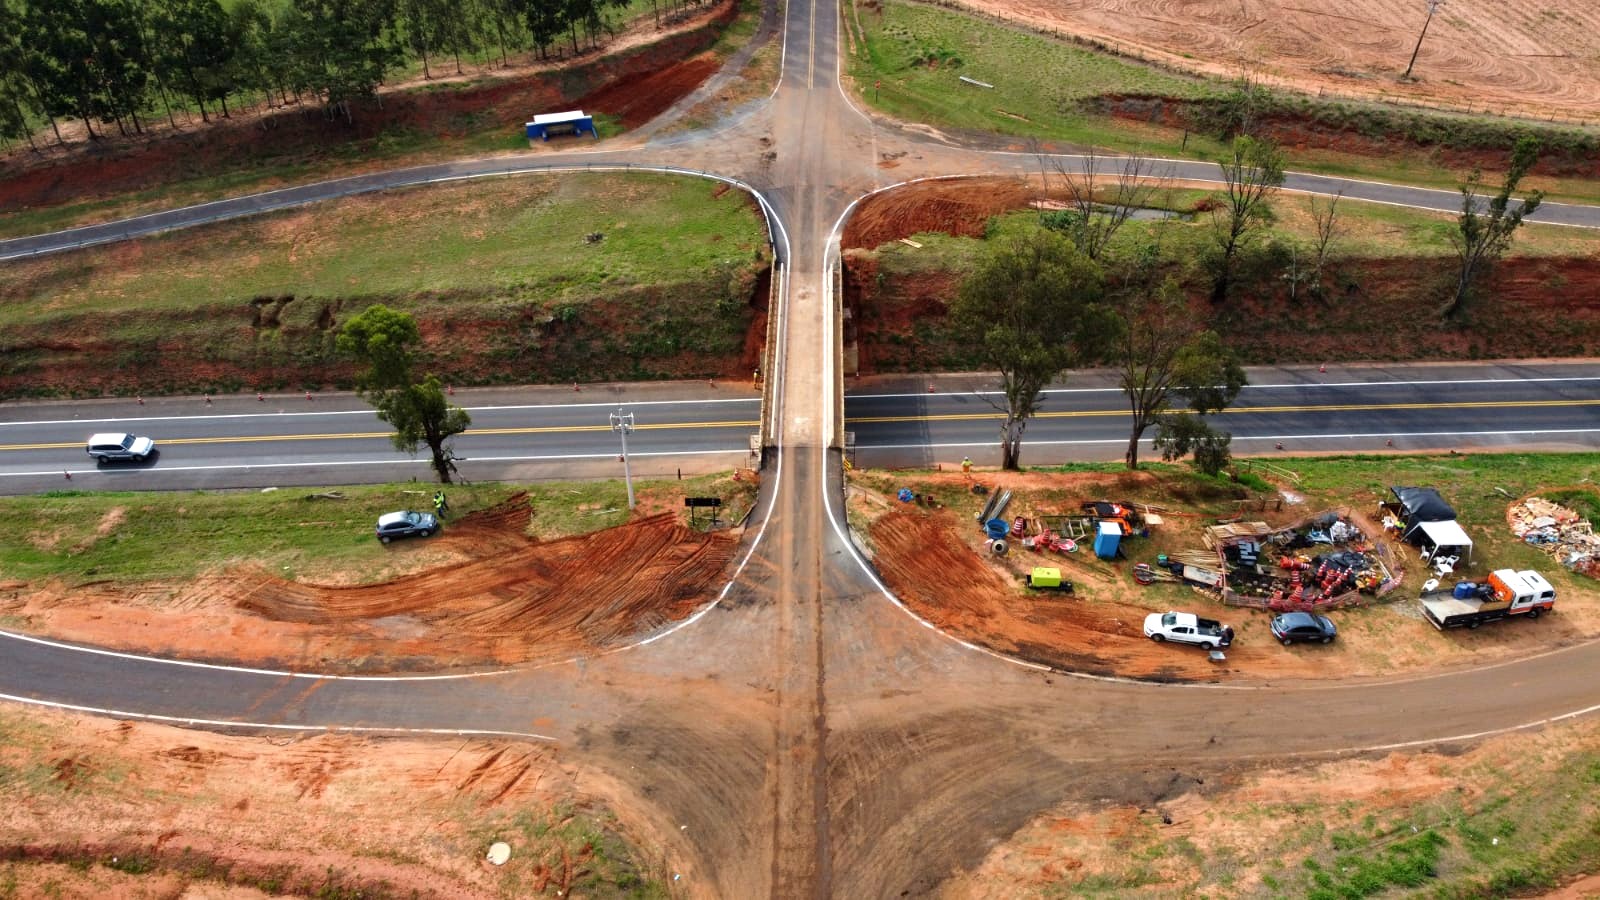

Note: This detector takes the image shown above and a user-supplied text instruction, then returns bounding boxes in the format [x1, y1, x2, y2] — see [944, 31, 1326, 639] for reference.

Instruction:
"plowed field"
[959, 0, 1600, 122]
[1, 496, 737, 673]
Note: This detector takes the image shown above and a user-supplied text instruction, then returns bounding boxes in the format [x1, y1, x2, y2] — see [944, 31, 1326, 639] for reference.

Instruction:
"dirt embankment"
[0, 1, 737, 219]
[0, 707, 657, 897]
[842, 178, 1600, 371]
[0, 496, 739, 673]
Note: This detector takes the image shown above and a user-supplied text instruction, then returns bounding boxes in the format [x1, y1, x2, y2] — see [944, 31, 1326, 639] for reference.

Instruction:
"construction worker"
[962, 456, 973, 476]
[433, 490, 449, 518]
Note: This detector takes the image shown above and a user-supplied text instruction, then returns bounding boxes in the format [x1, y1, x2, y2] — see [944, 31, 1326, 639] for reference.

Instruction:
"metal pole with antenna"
[1403, 0, 1442, 80]
[610, 409, 636, 510]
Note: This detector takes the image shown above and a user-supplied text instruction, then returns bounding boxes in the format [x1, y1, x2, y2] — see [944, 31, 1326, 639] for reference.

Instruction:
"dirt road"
[7, 0, 1600, 896]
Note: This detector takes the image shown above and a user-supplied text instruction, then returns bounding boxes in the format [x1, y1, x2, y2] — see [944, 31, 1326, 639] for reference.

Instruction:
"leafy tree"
[951, 229, 1109, 470]
[1111, 279, 1246, 470]
[0, 2, 41, 150]
[1446, 137, 1544, 319]
[149, 0, 236, 122]
[337, 305, 471, 484]
[290, 0, 403, 119]
[1153, 412, 1233, 477]
[1208, 134, 1284, 302]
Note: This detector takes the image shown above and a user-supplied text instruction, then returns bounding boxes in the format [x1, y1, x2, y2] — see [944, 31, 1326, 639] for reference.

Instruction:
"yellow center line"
[0, 420, 759, 453]
[844, 398, 1600, 425]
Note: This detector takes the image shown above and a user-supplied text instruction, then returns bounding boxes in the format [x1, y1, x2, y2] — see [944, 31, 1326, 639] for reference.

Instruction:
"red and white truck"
[1420, 569, 1555, 630]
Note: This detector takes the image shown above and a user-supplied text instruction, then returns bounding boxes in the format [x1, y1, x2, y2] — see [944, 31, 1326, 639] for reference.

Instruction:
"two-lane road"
[850, 362, 1600, 466]
[4, 363, 1593, 494]
[0, 385, 761, 494]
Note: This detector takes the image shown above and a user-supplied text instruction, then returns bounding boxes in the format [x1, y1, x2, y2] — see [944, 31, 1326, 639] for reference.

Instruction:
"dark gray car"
[376, 510, 439, 544]
[1269, 611, 1338, 645]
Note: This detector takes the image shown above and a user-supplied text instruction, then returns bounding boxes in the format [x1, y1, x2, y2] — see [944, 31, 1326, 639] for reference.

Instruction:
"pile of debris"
[1509, 496, 1600, 578]
[1208, 511, 1400, 611]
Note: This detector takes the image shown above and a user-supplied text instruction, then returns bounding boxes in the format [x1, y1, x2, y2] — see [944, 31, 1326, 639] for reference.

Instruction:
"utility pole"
[1403, 0, 1442, 80]
[610, 409, 636, 510]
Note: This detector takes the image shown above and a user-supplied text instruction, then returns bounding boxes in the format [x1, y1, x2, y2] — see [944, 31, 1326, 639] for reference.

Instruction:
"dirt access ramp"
[4, 496, 738, 673]
[953, 0, 1600, 124]
[843, 176, 1034, 251]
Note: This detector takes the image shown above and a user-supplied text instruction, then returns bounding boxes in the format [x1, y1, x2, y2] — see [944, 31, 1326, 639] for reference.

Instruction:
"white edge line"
[820, 183, 1067, 678]
[1, 449, 751, 480]
[1, 397, 761, 429]
[0, 179, 791, 691]
[0, 628, 511, 680]
[855, 428, 1600, 451]
[0, 692, 554, 740]
[847, 374, 1600, 400]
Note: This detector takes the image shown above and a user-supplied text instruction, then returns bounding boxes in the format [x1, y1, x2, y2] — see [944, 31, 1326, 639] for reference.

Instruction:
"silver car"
[86, 432, 156, 464]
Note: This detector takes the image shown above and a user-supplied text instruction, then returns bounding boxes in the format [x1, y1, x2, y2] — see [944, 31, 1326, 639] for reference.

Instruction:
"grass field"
[0, 0, 752, 241]
[0, 172, 770, 394]
[0, 174, 766, 327]
[0, 471, 757, 585]
[844, 0, 1600, 204]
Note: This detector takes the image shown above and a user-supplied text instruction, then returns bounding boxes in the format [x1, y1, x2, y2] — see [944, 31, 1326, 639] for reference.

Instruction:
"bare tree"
[1208, 134, 1285, 302]
[1446, 136, 1543, 319]
[1308, 190, 1343, 289]
[1043, 148, 1172, 261]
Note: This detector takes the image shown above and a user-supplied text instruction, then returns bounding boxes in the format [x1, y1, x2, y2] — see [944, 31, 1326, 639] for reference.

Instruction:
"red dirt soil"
[842, 176, 1035, 250]
[870, 506, 1321, 682]
[1, 496, 738, 673]
[575, 53, 724, 130]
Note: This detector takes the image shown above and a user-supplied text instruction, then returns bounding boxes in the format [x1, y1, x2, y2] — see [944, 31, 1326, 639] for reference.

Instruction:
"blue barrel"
[1453, 581, 1477, 599]
[985, 518, 1009, 539]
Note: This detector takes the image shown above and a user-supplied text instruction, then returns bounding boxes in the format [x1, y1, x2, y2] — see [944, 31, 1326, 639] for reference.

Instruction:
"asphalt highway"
[3, 363, 1594, 494]
[0, 385, 762, 494]
[5, 0, 1600, 894]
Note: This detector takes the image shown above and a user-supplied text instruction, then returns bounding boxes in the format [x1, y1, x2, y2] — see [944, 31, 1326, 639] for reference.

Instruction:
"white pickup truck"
[1143, 611, 1234, 650]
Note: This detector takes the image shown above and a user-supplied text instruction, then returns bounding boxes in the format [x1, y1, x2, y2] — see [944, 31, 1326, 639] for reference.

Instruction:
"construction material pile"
[1215, 511, 1399, 611]
[1509, 496, 1600, 578]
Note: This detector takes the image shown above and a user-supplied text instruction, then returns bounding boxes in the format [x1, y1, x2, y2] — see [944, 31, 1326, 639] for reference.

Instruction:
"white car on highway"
[86, 432, 156, 464]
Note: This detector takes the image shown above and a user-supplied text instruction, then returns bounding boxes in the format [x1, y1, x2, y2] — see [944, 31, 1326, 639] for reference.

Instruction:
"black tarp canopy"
[1389, 486, 1458, 536]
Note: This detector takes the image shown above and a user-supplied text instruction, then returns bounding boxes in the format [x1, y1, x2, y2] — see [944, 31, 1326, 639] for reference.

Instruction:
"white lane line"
[848, 375, 1600, 400]
[0, 188, 792, 697]
[0, 629, 512, 680]
[0, 692, 554, 740]
[0, 449, 750, 479]
[822, 189, 1060, 677]
[0, 397, 761, 428]
[853, 428, 1600, 450]
[985, 150, 1600, 229]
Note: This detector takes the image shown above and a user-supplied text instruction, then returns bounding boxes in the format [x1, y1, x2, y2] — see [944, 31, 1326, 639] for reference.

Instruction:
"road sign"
[684, 497, 723, 508]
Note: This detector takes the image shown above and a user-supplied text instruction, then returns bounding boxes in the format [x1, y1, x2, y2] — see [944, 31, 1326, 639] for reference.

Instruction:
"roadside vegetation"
[0, 0, 751, 240]
[848, 183, 1597, 377]
[0, 172, 771, 397]
[843, 0, 1600, 203]
[0, 470, 756, 585]
[958, 716, 1600, 897]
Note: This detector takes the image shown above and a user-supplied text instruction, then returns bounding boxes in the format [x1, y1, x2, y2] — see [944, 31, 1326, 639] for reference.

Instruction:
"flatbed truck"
[1420, 569, 1555, 630]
